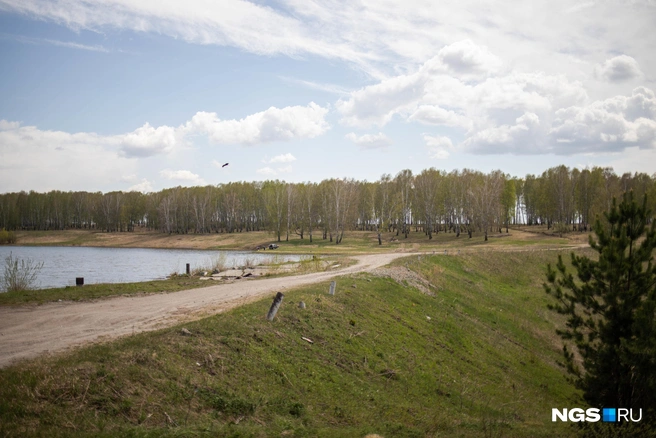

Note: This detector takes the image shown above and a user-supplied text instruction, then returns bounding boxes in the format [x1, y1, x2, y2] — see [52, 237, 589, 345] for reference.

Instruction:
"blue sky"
[0, 0, 655, 193]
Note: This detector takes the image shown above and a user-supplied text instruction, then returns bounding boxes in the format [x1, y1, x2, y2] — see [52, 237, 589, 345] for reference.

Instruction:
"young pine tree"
[544, 191, 656, 419]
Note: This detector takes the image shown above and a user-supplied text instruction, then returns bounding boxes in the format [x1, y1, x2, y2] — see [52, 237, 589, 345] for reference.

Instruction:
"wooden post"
[329, 281, 336, 295]
[267, 292, 284, 321]
[186, 263, 190, 275]
[76, 277, 84, 286]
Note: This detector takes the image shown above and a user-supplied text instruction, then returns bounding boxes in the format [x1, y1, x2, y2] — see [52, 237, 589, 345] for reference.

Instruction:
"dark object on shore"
[76, 277, 84, 286]
[267, 292, 284, 321]
[186, 263, 190, 275]
[268, 244, 279, 250]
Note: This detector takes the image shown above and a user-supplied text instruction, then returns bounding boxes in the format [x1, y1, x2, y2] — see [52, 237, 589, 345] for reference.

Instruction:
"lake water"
[0, 246, 308, 290]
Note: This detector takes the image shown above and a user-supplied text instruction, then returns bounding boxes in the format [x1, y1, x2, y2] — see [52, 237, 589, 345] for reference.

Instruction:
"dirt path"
[0, 252, 413, 368]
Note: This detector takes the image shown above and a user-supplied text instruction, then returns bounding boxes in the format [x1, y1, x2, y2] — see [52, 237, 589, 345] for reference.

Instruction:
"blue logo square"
[603, 408, 616, 422]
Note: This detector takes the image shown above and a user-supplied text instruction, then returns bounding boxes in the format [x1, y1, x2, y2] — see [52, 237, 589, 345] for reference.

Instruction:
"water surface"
[0, 246, 306, 290]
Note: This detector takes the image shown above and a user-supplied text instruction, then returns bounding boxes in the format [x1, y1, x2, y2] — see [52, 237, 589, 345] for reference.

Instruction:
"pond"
[0, 246, 308, 290]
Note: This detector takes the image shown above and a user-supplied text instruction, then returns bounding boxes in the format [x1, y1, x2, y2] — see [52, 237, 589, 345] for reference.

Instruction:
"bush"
[0, 228, 17, 244]
[2, 252, 44, 293]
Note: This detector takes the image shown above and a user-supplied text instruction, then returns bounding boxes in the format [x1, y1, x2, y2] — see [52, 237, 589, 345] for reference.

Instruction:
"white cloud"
[345, 132, 392, 149]
[119, 123, 179, 157]
[337, 72, 427, 127]
[3, 34, 110, 52]
[0, 120, 20, 130]
[0, 0, 376, 71]
[0, 121, 137, 192]
[423, 135, 453, 159]
[550, 89, 656, 153]
[595, 55, 643, 83]
[409, 105, 473, 130]
[461, 112, 546, 154]
[256, 166, 277, 176]
[436, 39, 503, 77]
[256, 165, 293, 176]
[454, 87, 656, 155]
[0, 100, 330, 190]
[268, 153, 297, 163]
[128, 179, 154, 193]
[159, 169, 205, 185]
[336, 40, 589, 130]
[183, 103, 329, 145]
[2, 0, 655, 87]
[279, 76, 352, 95]
[334, 36, 656, 156]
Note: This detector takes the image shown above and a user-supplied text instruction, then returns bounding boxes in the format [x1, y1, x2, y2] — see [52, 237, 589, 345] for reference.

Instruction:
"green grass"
[0, 250, 583, 437]
[0, 277, 212, 306]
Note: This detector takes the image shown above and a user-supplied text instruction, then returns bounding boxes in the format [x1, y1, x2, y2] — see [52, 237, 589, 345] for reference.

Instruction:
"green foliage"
[544, 191, 656, 424]
[0, 228, 17, 244]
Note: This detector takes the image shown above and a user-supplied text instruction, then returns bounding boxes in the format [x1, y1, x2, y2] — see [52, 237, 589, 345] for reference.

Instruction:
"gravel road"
[0, 252, 413, 368]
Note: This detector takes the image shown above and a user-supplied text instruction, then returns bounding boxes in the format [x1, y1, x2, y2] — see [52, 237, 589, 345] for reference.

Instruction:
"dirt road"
[0, 252, 413, 368]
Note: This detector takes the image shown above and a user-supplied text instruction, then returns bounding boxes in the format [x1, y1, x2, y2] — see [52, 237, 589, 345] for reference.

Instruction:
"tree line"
[1, 165, 654, 244]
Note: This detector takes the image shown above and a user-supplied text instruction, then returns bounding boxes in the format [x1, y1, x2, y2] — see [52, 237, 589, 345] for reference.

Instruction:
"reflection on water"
[0, 246, 308, 289]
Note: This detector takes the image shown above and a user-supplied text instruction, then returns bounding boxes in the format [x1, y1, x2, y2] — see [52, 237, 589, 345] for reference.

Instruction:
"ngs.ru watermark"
[552, 408, 642, 423]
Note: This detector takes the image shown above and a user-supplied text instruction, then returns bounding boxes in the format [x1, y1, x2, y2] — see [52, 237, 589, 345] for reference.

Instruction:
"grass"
[0, 277, 212, 306]
[0, 249, 584, 437]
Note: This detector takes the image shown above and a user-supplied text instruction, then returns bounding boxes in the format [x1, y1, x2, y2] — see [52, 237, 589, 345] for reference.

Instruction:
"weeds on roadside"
[211, 253, 229, 272]
[1, 252, 43, 293]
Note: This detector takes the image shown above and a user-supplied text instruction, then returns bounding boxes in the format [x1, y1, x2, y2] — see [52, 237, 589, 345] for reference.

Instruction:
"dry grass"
[14, 228, 586, 255]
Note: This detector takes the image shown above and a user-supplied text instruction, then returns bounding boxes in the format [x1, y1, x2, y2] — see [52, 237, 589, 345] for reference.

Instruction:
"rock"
[216, 269, 245, 277]
[181, 328, 192, 336]
[298, 301, 306, 309]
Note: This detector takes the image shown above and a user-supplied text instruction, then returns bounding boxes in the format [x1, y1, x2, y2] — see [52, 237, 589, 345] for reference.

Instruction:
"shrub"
[0, 229, 17, 244]
[1, 252, 44, 293]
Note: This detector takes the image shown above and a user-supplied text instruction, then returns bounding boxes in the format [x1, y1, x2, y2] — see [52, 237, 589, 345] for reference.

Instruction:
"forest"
[1, 165, 655, 244]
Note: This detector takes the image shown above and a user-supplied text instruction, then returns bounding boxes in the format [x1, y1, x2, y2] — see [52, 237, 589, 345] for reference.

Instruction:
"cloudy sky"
[0, 0, 655, 193]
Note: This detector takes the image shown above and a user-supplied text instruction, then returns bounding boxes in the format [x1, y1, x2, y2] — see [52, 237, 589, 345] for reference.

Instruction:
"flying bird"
[222, 163, 229, 168]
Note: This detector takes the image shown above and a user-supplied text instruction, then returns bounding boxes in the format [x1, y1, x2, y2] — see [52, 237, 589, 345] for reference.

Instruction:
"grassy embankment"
[0, 249, 583, 437]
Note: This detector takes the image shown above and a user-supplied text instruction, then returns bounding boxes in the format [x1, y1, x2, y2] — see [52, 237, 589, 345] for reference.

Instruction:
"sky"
[0, 0, 655, 193]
